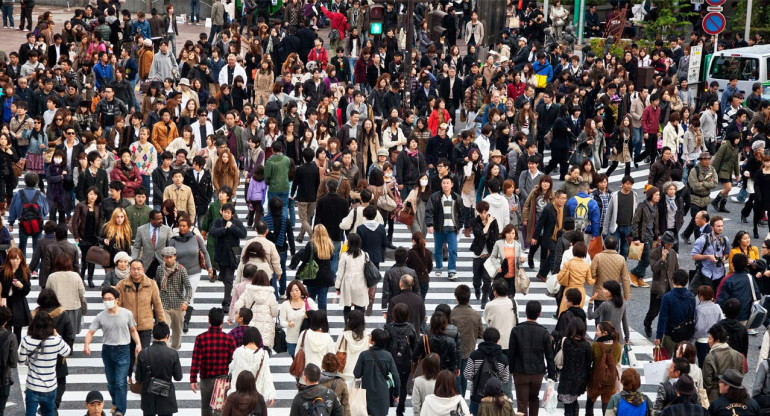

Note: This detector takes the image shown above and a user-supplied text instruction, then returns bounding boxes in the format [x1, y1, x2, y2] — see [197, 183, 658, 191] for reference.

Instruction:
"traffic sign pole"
[745, 0, 753, 42]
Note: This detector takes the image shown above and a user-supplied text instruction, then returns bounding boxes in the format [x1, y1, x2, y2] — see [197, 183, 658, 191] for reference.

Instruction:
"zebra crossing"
[5, 158, 699, 416]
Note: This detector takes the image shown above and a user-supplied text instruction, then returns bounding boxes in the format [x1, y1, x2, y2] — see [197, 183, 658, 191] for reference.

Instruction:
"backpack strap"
[19, 189, 28, 205]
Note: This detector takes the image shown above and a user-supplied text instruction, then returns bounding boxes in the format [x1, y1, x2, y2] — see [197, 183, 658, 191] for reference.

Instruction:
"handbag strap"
[254, 350, 266, 379]
[422, 334, 430, 355]
[748, 273, 759, 302]
[339, 337, 347, 353]
[371, 350, 389, 380]
[300, 331, 307, 349]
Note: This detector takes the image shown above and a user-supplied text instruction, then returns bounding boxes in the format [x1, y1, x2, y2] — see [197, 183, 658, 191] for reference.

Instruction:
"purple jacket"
[247, 179, 267, 202]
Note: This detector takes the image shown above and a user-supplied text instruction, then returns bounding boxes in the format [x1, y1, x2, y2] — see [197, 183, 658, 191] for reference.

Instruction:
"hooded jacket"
[420, 394, 471, 416]
[233, 285, 279, 348]
[656, 287, 695, 340]
[716, 272, 761, 322]
[464, 341, 510, 402]
[335, 250, 369, 308]
[483, 193, 511, 229]
[319, 372, 350, 416]
[356, 221, 387, 264]
[288, 383, 344, 416]
[297, 329, 337, 371]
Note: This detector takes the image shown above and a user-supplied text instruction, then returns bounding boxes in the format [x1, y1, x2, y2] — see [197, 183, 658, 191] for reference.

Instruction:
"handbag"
[461, 172, 475, 195]
[349, 380, 368, 416]
[289, 331, 307, 378]
[621, 344, 631, 366]
[336, 337, 348, 369]
[148, 377, 172, 397]
[669, 296, 695, 342]
[747, 274, 767, 329]
[376, 186, 397, 212]
[545, 272, 561, 296]
[297, 244, 319, 280]
[398, 204, 414, 227]
[273, 317, 288, 354]
[364, 253, 381, 288]
[588, 236, 603, 259]
[568, 150, 585, 167]
[515, 265, 530, 295]
[554, 338, 566, 369]
[209, 375, 231, 410]
[508, 15, 520, 28]
[197, 235, 207, 269]
[627, 241, 644, 261]
[86, 245, 111, 267]
[653, 345, 669, 362]
[12, 158, 25, 178]
[43, 148, 55, 164]
[231, 246, 242, 266]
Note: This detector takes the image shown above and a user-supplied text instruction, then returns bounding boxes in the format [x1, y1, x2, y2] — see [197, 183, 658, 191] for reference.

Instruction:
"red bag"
[653, 346, 669, 362]
[588, 236, 603, 259]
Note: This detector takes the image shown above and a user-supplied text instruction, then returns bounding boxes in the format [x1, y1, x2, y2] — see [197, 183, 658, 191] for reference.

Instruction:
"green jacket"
[201, 200, 224, 268]
[125, 203, 152, 244]
[710, 140, 740, 180]
[264, 153, 292, 193]
[686, 163, 718, 208]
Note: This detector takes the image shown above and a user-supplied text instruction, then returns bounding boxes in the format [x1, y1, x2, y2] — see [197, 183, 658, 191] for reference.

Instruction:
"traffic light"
[370, 4, 384, 35]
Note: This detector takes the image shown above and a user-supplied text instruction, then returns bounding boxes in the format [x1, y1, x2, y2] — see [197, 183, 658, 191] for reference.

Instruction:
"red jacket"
[354, 58, 369, 85]
[641, 104, 661, 135]
[428, 109, 451, 136]
[321, 6, 349, 41]
[307, 47, 330, 70]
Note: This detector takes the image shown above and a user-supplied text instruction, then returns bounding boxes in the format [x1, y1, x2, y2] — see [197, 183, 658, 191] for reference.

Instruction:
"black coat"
[135, 341, 183, 415]
[395, 150, 426, 187]
[315, 193, 349, 242]
[151, 167, 176, 207]
[289, 242, 335, 288]
[183, 169, 214, 209]
[386, 291, 425, 334]
[56, 142, 85, 178]
[556, 337, 593, 396]
[439, 76, 464, 110]
[209, 217, 248, 268]
[1, 268, 31, 328]
[424, 191, 462, 234]
[296, 28, 318, 62]
[532, 203, 562, 250]
[508, 320, 556, 379]
[413, 332, 461, 371]
[76, 167, 109, 201]
[291, 163, 320, 203]
[536, 102, 560, 141]
[357, 223, 387, 264]
[470, 216, 499, 256]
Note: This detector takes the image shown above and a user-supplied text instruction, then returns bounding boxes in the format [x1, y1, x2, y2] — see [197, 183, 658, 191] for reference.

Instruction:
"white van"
[706, 45, 770, 101]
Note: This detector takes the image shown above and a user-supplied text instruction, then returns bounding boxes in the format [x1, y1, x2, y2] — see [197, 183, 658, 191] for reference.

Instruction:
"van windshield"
[709, 56, 760, 81]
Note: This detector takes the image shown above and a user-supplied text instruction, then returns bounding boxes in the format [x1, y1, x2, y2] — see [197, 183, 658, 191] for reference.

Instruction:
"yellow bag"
[628, 241, 644, 261]
[535, 74, 548, 88]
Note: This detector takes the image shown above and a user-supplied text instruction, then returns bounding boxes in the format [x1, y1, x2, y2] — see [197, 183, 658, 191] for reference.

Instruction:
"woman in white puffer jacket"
[228, 326, 277, 405]
[336, 310, 372, 381]
[233, 270, 279, 349]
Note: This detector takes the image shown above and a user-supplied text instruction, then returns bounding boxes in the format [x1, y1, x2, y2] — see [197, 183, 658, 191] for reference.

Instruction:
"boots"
[718, 196, 730, 213]
[386, 236, 396, 250]
[183, 306, 194, 333]
[87, 277, 94, 288]
[711, 194, 723, 211]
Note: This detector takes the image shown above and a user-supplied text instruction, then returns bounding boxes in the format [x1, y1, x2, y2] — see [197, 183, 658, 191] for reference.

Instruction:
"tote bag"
[349, 380, 368, 416]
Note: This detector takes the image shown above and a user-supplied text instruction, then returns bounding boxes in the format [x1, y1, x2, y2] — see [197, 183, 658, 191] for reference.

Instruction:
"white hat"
[143, 39, 152, 47]
[178, 78, 191, 87]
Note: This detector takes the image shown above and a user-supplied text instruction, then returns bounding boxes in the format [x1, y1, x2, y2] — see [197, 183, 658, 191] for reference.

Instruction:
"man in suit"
[439, 66, 464, 124]
[184, 156, 213, 227]
[28, 221, 59, 288]
[18, 32, 36, 64]
[131, 210, 172, 278]
[531, 189, 568, 282]
[535, 90, 560, 155]
[47, 34, 69, 67]
[296, 20, 318, 65]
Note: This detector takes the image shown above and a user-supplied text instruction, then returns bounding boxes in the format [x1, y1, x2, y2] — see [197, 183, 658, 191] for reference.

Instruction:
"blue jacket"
[566, 192, 601, 237]
[122, 57, 138, 81]
[132, 19, 151, 39]
[8, 188, 49, 228]
[481, 102, 505, 127]
[93, 62, 114, 89]
[656, 287, 695, 340]
[717, 271, 761, 321]
[532, 61, 554, 83]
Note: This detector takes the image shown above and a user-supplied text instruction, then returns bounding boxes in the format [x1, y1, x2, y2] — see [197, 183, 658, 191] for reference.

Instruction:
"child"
[246, 165, 267, 227]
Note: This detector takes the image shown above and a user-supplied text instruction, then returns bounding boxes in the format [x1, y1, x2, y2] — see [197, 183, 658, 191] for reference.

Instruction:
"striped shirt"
[19, 335, 71, 393]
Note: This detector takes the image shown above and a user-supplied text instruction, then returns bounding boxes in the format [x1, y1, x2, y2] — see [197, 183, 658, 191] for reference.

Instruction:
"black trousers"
[395, 369, 410, 416]
[129, 329, 152, 378]
[544, 148, 569, 180]
[643, 293, 662, 329]
[536, 244, 555, 280]
[472, 257, 492, 301]
[18, 5, 32, 30]
[681, 204, 706, 239]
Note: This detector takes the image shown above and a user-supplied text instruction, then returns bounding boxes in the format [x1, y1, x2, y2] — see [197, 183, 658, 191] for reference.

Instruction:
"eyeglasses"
[55, 118, 62, 121]
[66, 131, 76, 135]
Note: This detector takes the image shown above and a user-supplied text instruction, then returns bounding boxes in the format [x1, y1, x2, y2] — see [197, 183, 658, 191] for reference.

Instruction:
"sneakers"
[435, 270, 443, 278]
[749, 329, 759, 335]
[731, 196, 747, 203]
[448, 272, 457, 280]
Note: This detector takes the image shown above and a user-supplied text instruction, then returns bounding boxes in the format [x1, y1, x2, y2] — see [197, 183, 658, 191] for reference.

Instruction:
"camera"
[715, 258, 724, 268]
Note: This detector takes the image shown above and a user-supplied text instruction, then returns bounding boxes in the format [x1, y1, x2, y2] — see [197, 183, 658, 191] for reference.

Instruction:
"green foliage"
[644, 5, 696, 40]
[729, 0, 770, 36]
[588, 38, 656, 59]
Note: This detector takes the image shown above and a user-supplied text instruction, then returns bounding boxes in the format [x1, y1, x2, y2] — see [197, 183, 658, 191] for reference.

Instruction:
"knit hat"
[143, 39, 152, 47]
[645, 186, 659, 199]
[752, 140, 766, 153]
[483, 377, 503, 396]
[113, 251, 131, 264]
[674, 374, 697, 396]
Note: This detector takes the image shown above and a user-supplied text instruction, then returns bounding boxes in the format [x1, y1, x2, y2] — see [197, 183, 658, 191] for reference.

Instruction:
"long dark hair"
[346, 233, 362, 258]
[345, 309, 366, 341]
[603, 280, 624, 309]
[230, 371, 261, 412]
[27, 311, 55, 340]
[243, 241, 267, 263]
[412, 232, 427, 257]
[434, 370, 459, 398]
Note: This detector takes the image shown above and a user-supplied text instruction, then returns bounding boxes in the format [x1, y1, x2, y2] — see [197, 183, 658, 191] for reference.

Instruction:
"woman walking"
[100, 208, 132, 272]
[45, 149, 71, 224]
[336, 310, 371, 381]
[335, 233, 369, 321]
[407, 232, 433, 299]
[168, 216, 212, 332]
[289, 224, 335, 310]
[586, 321, 622, 416]
[279, 280, 318, 357]
[19, 311, 71, 416]
[71, 186, 103, 287]
[587, 281, 630, 344]
[228, 326, 276, 406]
[557, 242, 595, 315]
[486, 224, 526, 297]
[232, 270, 279, 350]
[296, 309, 337, 370]
[44, 254, 86, 334]
[557, 319, 593, 416]
[1, 247, 31, 344]
[32, 289, 76, 413]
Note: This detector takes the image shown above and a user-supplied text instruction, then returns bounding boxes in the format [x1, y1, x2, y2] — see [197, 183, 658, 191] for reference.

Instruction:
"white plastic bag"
[545, 273, 561, 296]
[543, 379, 557, 413]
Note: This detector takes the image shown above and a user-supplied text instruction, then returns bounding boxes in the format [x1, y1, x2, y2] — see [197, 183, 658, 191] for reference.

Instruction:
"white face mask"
[385, 172, 392, 177]
[53, 158, 63, 164]
[103, 300, 116, 310]
[420, 179, 429, 187]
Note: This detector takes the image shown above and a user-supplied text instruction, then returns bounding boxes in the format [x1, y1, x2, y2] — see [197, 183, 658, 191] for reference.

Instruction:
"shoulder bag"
[297, 244, 319, 280]
[86, 245, 111, 267]
[145, 361, 172, 397]
[289, 331, 308, 377]
[336, 337, 348, 370]
[364, 253, 382, 288]
[407, 334, 431, 394]
[669, 295, 695, 342]
[273, 316, 288, 354]
[377, 185, 397, 212]
[398, 204, 414, 227]
[197, 235, 208, 269]
[747, 273, 767, 330]
[554, 337, 566, 370]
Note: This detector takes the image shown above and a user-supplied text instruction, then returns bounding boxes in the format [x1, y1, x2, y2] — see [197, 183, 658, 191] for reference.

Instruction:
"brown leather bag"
[86, 246, 111, 267]
[289, 331, 307, 377]
[336, 337, 347, 369]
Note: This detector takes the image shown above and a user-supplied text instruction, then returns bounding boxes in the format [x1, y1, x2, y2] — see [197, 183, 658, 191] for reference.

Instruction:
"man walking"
[531, 190, 568, 281]
[681, 152, 717, 244]
[132, 210, 172, 278]
[425, 176, 463, 280]
[690, 216, 729, 290]
[315, 179, 349, 276]
[190, 308, 236, 416]
[209, 203, 247, 309]
[135, 322, 183, 416]
[163, 170, 196, 220]
[590, 236, 631, 310]
[154, 247, 192, 351]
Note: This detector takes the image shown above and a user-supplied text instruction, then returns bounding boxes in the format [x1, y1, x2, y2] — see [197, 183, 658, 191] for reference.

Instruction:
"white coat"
[233, 285, 279, 348]
[335, 251, 369, 308]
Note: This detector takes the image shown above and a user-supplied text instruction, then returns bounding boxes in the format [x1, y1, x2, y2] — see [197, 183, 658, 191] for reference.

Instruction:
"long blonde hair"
[311, 224, 334, 260]
[102, 208, 132, 248]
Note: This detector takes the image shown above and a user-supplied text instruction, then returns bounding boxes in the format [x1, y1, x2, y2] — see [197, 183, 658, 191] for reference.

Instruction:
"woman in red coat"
[427, 98, 452, 136]
[354, 48, 371, 92]
[108, 148, 142, 201]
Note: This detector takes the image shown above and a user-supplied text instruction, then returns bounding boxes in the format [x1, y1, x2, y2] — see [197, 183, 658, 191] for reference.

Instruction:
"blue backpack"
[617, 397, 647, 416]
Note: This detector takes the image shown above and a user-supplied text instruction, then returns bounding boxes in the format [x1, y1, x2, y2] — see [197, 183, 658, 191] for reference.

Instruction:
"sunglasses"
[66, 131, 76, 135]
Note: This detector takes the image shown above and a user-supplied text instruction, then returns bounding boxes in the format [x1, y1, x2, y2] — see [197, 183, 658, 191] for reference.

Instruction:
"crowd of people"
[0, 0, 769, 416]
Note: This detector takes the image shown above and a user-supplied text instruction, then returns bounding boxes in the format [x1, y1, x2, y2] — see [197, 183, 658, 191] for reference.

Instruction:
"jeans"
[419, 281, 429, 300]
[458, 358, 468, 397]
[272, 251, 288, 299]
[307, 285, 329, 310]
[348, 58, 357, 83]
[102, 344, 130, 415]
[470, 400, 480, 416]
[129, 329, 152, 379]
[433, 229, 458, 272]
[25, 389, 56, 416]
[130, 78, 140, 110]
[513, 373, 544, 416]
[632, 127, 644, 160]
[190, 0, 201, 22]
[18, 229, 40, 255]
[630, 240, 652, 277]
[611, 224, 633, 257]
[331, 240, 342, 276]
[267, 190, 290, 218]
[287, 342, 297, 358]
[208, 25, 222, 43]
[1, 5, 13, 27]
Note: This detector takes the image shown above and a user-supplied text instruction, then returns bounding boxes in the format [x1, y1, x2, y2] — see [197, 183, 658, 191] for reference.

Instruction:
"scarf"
[621, 391, 645, 407]
[407, 149, 418, 157]
[665, 195, 677, 212]
[115, 266, 130, 281]
[552, 205, 563, 241]
[264, 212, 287, 248]
[161, 262, 178, 291]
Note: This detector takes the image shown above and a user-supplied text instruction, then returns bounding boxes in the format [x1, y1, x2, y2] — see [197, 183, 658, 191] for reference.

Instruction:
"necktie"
[152, 227, 157, 248]
[196, 172, 200, 183]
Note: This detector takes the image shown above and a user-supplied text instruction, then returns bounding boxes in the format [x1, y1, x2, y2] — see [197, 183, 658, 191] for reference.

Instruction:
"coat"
[717, 272, 762, 321]
[233, 285, 279, 348]
[687, 163, 718, 208]
[114, 274, 165, 331]
[557, 337, 593, 396]
[557, 257, 595, 315]
[533, 203, 564, 250]
[590, 250, 631, 301]
[1, 269, 31, 328]
[508, 320, 556, 379]
[335, 251, 369, 308]
[209, 217, 248, 268]
[135, 341, 183, 415]
[483, 296, 518, 350]
[650, 246, 679, 296]
[109, 161, 142, 198]
[424, 191, 463, 233]
[711, 139, 740, 181]
[703, 342, 744, 402]
[151, 121, 179, 154]
[131, 224, 173, 268]
[631, 201, 660, 242]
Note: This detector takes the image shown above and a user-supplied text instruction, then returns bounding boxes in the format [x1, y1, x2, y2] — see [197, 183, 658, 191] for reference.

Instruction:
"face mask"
[385, 172, 392, 177]
[103, 300, 116, 310]
[53, 158, 63, 164]
[420, 179, 429, 187]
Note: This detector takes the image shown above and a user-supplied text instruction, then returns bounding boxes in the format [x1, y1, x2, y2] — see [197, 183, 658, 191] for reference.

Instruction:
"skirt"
[26, 152, 45, 174]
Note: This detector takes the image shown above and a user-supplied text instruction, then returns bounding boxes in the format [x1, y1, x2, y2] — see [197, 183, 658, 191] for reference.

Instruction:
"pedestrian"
[425, 175, 463, 280]
[557, 241, 594, 315]
[653, 269, 696, 356]
[228, 326, 276, 406]
[380, 247, 420, 312]
[263, 196, 294, 300]
[406, 232, 433, 300]
[222, 371, 269, 416]
[190, 307, 236, 416]
[531, 189, 567, 282]
[556, 319, 593, 416]
[644, 231, 680, 338]
[289, 363, 344, 416]
[132, 210, 172, 279]
[135, 322, 183, 416]
[0, 306, 18, 414]
[279, 280, 317, 357]
[385, 275, 426, 337]
[451, 284, 484, 398]
[296, 309, 337, 371]
[659, 374, 709, 416]
[336, 232, 370, 321]
[83, 287, 143, 416]
[483, 279, 518, 351]
[168, 215, 213, 332]
[690, 215, 729, 290]
[154, 246, 192, 351]
[8, 172, 47, 253]
[709, 369, 761, 416]
[703, 324, 745, 402]
[629, 186, 660, 288]
[100, 208, 133, 272]
[419, 369, 472, 416]
[209, 203, 247, 309]
[602, 175, 638, 257]
[353, 328, 401, 416]
[588, 281, 630, 344]
[464, 327, 510, 415]
[710, 132, 741, 214]
[0, 247, 31, 344]
[102, 252, 131, 290]
[44, 253, 85, 334]
[319, 354, 350, 416]
[717, 253, 761, 326]
[356, 205, 387, 314]
[604, 369, 653, 416]
[289, 224, 335, 310]
[31, 289, 74, 412]
[19, 310, 71, 416]
[586, 321, 622, 416]
[694, 286, 722, 366]
[336, 309, 371, 382]
[232, 270, 279, 349]
[521, 175, 554, 267]
[384, 302, 418, 416]
[728, 232, 760, 274]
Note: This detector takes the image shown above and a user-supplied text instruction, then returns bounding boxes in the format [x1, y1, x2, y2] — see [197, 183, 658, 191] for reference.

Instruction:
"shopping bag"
[543, 378, 557, 413]
[643, 360, 670, 385]
[349, 380, 368, 416]
[209, 375, 231, 411]
[621, 344, 630, 366]
[545, 273, 561, 296]
[627, 346, 637, 367]
[588, 236, 603, 259]
[628, 241, 644, 261]
[653, 346, 669, 362]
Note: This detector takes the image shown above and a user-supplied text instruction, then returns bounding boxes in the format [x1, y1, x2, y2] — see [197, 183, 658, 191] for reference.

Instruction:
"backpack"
[386, 324, 412, 374]
[617, 395, 647, 416]
[592, 342, 618, 388]
[573, 196, 591, 232]
[473, 355, 500, 401]
[305, 396, 330, 416]
[19, 190, 44, 236]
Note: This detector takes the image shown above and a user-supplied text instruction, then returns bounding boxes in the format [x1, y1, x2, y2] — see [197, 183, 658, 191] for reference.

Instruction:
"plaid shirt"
[190, 326, 236, 382]
[228, 325, 248, 348]
[154, 262, 192, 310]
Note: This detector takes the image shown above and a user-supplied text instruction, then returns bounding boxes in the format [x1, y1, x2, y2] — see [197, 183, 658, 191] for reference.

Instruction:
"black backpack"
[305, 397, 330, 416]
[19, 190, 43, 236]
[473, 355, 500, 401]
[385, 324, 412, 374]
